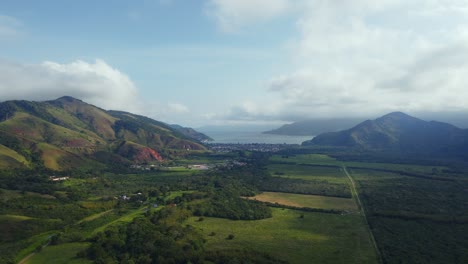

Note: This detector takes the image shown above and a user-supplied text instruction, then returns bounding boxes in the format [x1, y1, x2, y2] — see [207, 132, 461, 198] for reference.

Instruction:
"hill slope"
[303, 112, 468, 158]
[0, 96, 205, 170]
[170, 124, 213, 142]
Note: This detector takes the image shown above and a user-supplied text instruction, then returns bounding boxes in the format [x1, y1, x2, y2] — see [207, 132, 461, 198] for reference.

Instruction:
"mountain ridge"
[0, 96, 206, 170]
[303, 112, 468, 158]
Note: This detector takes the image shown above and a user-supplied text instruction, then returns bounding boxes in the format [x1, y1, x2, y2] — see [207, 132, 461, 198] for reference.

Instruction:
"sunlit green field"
[23, 243, 92, 264]
[248, 192, 358, 211]
[187, 208, 378, 264]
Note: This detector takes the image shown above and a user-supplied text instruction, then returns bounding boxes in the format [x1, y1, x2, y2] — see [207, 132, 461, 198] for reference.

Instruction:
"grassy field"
[91, 207, 148, 235]
[77, 209, 113, 224]
[0, 214, 34, 221]
[268, 163, 348, 184]
[0, 144, 28, 167]
[247, 192, 358, 211]
[264, 161, 352, 197]
[23, 242, 92, 264]
[187, 208, 378, 264]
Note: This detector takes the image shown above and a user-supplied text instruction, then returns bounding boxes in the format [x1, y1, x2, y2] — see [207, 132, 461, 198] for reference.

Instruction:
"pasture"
[187, 208, 378, 264]
[247, 191, 357, 211]
[268, 163, 348, 184]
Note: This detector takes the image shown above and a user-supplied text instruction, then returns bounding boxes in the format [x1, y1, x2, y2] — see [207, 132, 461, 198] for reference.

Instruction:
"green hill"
[0, 96, 206, 170]
[303, 112, 468, 159]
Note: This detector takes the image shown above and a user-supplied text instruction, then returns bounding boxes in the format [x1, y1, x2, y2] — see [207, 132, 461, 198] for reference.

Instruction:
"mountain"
[0, 96, 205, 170]
[303, 112, 468, 158]
[264, 118, 364, 136]
[170, 124, 213, 142]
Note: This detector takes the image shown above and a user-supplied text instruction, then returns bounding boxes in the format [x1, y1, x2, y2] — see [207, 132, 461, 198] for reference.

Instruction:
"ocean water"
[201, 130, 314, 144]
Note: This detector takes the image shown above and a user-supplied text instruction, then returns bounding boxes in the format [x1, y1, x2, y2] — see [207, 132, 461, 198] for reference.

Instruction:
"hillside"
[0, 96, 206, 170]
[170, 124, 213, 142]
[303, 112, 468, 158]
[264, 118, 363, 136]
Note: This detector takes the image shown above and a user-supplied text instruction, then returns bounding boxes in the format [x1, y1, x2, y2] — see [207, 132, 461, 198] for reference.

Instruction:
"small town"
[207, 143, 295, 153]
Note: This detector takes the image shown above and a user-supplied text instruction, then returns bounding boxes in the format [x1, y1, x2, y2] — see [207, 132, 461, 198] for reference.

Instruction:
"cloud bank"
[0, 59, 142, 112]
[0, 59, 195, 125]
[207, 0, 468, 121]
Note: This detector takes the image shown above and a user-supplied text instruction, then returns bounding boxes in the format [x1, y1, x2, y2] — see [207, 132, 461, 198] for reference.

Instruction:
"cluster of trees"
[193, 190, 272, 220]
[84, 207, 204, 264]
[84, 207, 284, 264]
[0, 170, 54, 194]
[353, 168, 468, 264]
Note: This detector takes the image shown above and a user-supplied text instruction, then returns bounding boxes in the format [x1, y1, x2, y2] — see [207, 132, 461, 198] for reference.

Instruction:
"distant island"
[264, 118, 364, 136]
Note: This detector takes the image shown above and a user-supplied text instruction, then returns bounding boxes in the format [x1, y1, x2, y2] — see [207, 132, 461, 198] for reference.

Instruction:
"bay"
[201, 130, 314, 144]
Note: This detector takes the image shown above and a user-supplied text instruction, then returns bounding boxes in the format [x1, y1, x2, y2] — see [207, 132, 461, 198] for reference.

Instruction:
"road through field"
[342, 166, 382, 264]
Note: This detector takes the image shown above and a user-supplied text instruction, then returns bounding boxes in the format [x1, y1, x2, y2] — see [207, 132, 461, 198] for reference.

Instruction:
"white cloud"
[168, 102, 190, 113]
[205, 0, 292, 32]
[220, 0, 468, 121]
[0, 59, 141, 113]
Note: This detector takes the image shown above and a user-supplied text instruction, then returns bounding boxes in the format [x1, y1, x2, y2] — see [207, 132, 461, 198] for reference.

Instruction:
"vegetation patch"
[23, 242, 92, 264]
[351, 168, 468, 264]
[187, 207, 378, 264]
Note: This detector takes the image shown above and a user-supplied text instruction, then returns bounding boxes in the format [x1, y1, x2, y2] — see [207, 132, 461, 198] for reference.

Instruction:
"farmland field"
[268, 163, 348, 184]
[187, 207, 378, 264]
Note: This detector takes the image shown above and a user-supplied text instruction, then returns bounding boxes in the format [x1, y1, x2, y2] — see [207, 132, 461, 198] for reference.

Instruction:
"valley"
[1, 101, 468, 264]
[2, 149, 466, 263]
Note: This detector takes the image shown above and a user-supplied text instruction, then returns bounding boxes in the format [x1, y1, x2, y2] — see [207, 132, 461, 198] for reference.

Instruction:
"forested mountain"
[0, 96, 205, 170]
[303, 112, 468, 158]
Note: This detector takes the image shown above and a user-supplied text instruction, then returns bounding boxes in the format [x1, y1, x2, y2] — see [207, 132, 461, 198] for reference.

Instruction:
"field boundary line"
[342, 166, 383, 264]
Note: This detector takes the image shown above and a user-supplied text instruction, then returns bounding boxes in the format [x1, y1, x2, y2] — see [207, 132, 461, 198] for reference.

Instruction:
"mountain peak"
[380, 111, 416, 120]
[304, 112, 467, 157]
[55, 96, 84, 103]
[383, 111, 409, 117]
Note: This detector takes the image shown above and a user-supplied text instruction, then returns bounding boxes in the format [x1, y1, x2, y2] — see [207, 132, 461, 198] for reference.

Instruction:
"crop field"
[271, 154, 338, 165]
[247, 192, 358, 211]
[187, 207, 378, 264]
[264, 161, 352, 198]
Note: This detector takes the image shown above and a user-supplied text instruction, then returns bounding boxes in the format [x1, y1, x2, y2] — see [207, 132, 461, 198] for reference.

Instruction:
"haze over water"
[201, 130, 314, 144]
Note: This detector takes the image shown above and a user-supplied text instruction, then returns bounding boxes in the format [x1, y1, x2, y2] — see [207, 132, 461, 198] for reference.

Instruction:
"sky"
[1, 0, 468, 127]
